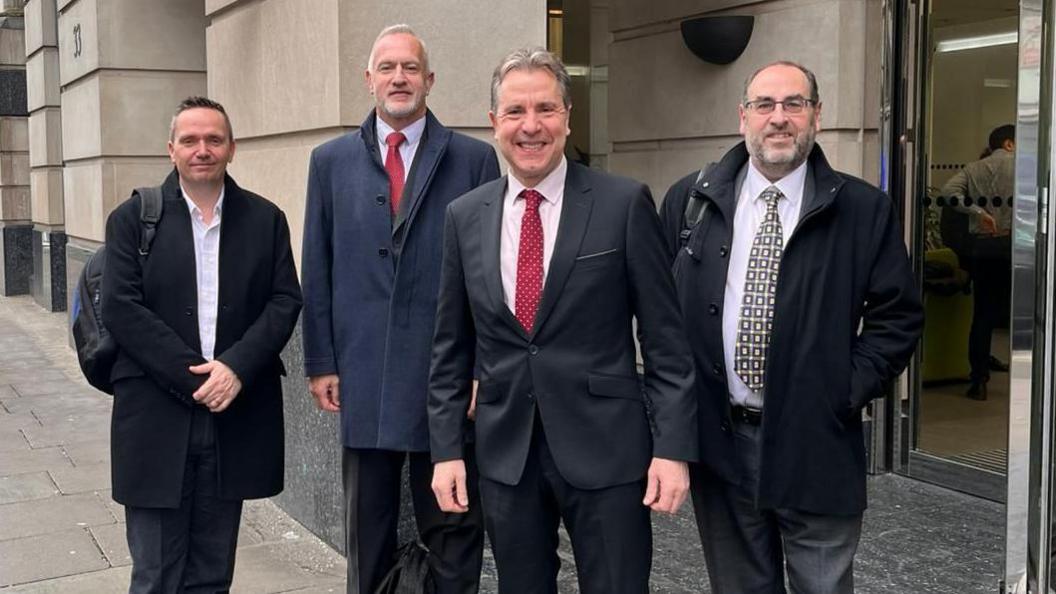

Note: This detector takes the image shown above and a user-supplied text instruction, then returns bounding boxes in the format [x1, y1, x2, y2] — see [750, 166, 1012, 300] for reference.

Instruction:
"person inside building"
[660, 61, 923, 594]
[940, 124, 1015, 400]
[299, 24, 501, 594]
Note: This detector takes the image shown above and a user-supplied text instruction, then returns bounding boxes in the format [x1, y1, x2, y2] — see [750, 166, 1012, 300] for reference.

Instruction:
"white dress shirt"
[500, 157, 568, 310]
[183, 187, 225, 361]
[722, 160, 807, 408]
[376, 114, 426, 181]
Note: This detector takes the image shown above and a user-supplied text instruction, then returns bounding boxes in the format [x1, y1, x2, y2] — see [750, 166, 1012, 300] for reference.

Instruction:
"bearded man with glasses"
[659, 61, 923, 593]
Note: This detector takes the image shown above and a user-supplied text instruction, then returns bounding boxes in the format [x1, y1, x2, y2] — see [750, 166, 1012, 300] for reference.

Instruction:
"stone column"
[204, 0, 546, 550]
[56, 0, 207, 311]
[25, 0, 65, 311]
[0, 9, 30, 297]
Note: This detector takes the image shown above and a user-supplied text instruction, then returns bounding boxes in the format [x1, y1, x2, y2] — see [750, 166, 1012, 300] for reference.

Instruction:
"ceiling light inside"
[935, 31, 1017, 53]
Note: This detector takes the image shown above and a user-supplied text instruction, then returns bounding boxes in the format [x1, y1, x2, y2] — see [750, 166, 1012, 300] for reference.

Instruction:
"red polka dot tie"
[385, 132, 406, 215]
[515, 189, 545, 332]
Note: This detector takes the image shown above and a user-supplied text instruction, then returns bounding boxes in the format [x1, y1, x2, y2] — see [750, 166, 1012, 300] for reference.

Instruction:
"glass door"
[901, 0, 1018, 502]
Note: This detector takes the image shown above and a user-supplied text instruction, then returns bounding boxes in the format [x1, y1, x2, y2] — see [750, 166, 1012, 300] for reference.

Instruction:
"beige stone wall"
[56, 0, 207, 243]
[0, 21, 29, 224]
[207, 0, 546, 264]
[25, 0, 63, 227]
[607, 0, 882, 198]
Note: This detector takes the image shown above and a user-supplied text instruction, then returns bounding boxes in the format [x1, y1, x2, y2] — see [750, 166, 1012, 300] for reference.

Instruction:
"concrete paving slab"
[230, 541, 345, 594]
[0, 384, 20, 400]
[0, 411, 35, 431]
[0, 425, 31, 452]
[0, 446, 71, 476]
[2, 566, 132, 593]
[2, 392, 111, 421]
[0, 492, 115, 539]
[0, 471, 59, 504]
[22, 413, 110, 448]
[88, 522, 130, 567]
[49, 463, 110, 494]
[273, 583, 345, 593]
[8, 378, 84, 398]
[0, 527, 109, 587]
[61, 438, 109, 467]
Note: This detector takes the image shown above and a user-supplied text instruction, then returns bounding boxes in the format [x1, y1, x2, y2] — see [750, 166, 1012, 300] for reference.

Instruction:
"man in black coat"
[429, 48, 697, 594]
[102, 96, 302, 593]
[660, 62, 923, 593]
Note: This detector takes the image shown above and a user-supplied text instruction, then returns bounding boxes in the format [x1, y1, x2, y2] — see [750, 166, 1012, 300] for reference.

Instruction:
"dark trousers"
[690, 420, 862, 594]
[125, 407, 243, 594]
[967, 241, 1011, 382]
[478, 421, 651, 594]
[342, 446, 484, 594]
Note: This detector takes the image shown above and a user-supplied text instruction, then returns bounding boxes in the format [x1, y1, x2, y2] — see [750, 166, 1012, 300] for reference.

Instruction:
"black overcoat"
[660, 143, 923, 515]
[102, 170, 302, 508]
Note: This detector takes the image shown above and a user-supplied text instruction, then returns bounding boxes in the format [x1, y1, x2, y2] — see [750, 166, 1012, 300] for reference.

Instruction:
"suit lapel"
[529, 163, 592, 338]
[394, 115, 450, 237]
[480, 178, 528, 339]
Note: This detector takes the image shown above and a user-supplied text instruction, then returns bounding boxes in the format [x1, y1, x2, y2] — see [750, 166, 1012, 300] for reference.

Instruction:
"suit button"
[712, 363, 722, 375]
[528, 345, 539, 355]
[185, 307, 193, 316]
[708, 303, 719, 315]
[720, 421, 731, 433]
[719, 246, 729, 257]
[375, 195, 386, 205]
[527, 392, 534, 400]
[378, 248, 389, 257]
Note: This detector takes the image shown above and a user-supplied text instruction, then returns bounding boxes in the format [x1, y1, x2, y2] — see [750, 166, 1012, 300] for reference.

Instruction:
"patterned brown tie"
[733, 186, 784, 391]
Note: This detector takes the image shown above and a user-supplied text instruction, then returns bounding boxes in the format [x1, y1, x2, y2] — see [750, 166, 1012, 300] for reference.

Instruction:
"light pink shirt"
[500, 157, 567, 310]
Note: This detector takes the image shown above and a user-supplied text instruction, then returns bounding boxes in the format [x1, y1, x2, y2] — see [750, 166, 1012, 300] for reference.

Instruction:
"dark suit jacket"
[102, 170, 302, 508]
[429, 162, 698, 490]
[301, 110, 500, 452]
[660, 143, 923, 514]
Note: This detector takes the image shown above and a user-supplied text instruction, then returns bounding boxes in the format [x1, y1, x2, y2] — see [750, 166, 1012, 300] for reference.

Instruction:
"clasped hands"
[431, 456, 689, 514]
[189, 360, 242, 413]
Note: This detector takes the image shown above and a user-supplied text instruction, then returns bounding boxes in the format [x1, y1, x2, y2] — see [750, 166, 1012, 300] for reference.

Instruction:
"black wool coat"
[102, 170, 302, 508]
[660, 143, 923, 515]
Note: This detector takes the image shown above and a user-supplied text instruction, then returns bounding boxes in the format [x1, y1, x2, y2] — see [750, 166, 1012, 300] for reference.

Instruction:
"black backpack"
[679, 163, 717, 250]
[72, 187, 164, 394]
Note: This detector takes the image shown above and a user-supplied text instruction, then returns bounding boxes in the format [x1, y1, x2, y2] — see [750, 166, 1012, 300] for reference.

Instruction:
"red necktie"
[385, 132, 406, 215]
[515, 189, 545, 332]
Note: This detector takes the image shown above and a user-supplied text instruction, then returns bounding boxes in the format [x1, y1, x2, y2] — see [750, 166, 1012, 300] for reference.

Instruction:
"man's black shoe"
[966, 381, 988, 401]
[988, 356, 1010, 373]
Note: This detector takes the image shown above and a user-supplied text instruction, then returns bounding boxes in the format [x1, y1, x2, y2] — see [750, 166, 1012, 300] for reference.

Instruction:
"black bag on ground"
[374, 540, 435, 594]
[72, 187, 163, 394]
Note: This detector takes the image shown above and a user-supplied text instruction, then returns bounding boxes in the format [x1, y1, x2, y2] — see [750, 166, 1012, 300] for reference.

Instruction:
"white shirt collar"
[507, 157, 568, 205]
[376, 113, 426, 147]
[182, 185, 225, 218]
[744, 158, 808, 208]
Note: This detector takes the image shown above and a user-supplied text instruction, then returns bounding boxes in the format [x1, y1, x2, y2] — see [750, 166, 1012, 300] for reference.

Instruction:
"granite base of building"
[31, 227, 66, 311]
[0, 222, 31, 296]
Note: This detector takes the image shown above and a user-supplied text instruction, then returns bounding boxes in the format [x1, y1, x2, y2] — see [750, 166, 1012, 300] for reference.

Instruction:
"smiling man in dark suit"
[102, 96, 302, 593]
[300, 24, 500, 594]
[428, 47, 697, 594]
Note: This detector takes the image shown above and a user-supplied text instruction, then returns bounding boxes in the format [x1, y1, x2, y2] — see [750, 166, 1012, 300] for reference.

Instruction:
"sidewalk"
[0, 295, 345, 593]
[0, 293, 1006, 593]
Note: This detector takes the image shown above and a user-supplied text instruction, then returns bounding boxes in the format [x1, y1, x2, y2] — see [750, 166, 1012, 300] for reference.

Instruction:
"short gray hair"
[742, 61, 820, 104]
[490, 47, 571, 112]
[366, 24, 430, 74]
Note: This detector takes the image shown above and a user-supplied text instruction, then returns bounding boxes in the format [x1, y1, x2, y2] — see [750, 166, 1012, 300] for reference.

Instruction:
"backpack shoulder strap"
[680, 162, 717, 248]
[135, 186, 164, 256]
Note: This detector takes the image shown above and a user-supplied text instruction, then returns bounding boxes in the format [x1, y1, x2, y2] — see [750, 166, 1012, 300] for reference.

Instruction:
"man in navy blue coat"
[300, 24, 500, 594]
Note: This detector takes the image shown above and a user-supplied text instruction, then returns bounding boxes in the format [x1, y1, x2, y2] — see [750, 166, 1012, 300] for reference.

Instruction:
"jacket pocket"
[475, 380, 506, 404]
[109, 356, 146, 382]
[587, 372, 642, 400]
[574, 248, 622, 270]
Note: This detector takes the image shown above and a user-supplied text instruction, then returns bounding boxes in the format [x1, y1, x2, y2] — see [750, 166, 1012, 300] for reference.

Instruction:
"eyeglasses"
[743, 97, 816, 115]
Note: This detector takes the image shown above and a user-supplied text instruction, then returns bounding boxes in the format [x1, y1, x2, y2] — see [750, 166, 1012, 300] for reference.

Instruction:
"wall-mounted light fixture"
[681, 16, 754, 65]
